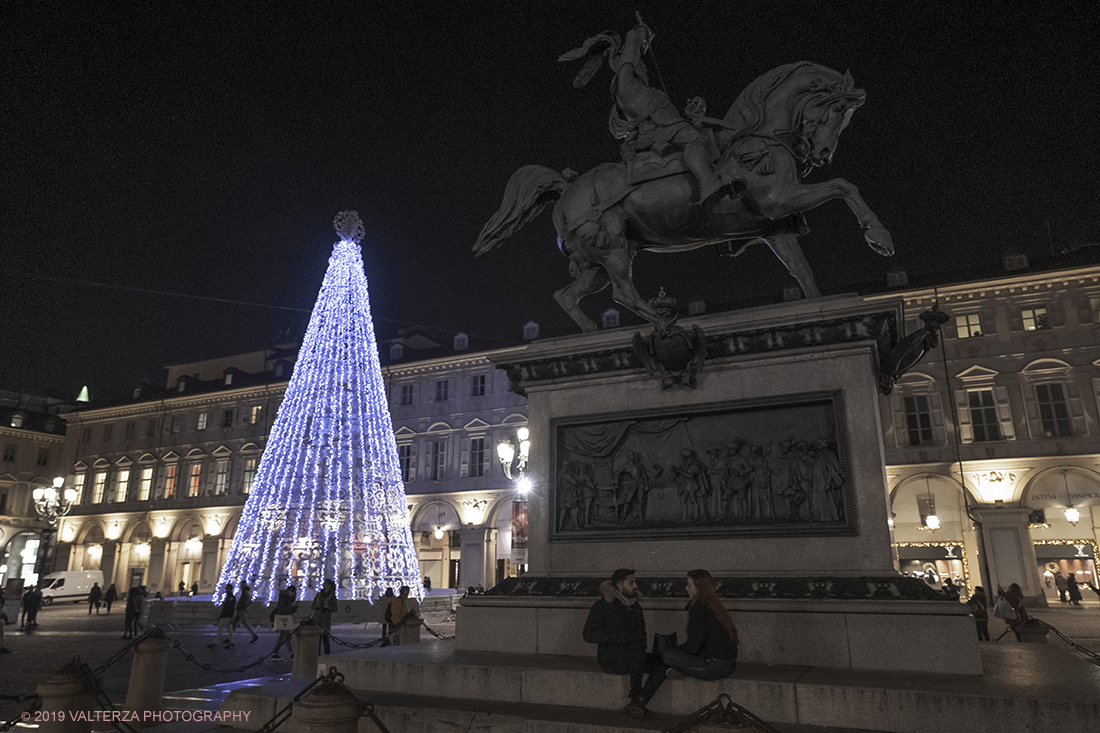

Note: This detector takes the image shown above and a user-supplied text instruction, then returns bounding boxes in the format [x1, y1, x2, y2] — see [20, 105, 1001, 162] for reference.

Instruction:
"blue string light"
[215, 212, 422, 604]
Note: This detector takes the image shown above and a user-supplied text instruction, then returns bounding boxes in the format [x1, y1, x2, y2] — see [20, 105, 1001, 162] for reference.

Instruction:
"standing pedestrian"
[234, 582, 260, 643]
[271, 585, 298, 660]
[20, 586, 33, 629]
[310, 579, 337, 655]
[387, 586, 415, 646]
[966, 586, 990, 641]
[178, 581, 186, 597]
[123, 589, 140, 639]
[103, 584, 117, 614]
[87, 582, 102, 614]
[996, 583, 1029, 641]
[0, 587, 10, 653]
[25, 585, 43, 629]
[190, 582, 199, 597]
[1054, 572, 1068, 603]
[379, 588, 396, 644]
[134, 586, 148, 632]
[209, 583, 237, 649]
[1067, 574, 1083, 606]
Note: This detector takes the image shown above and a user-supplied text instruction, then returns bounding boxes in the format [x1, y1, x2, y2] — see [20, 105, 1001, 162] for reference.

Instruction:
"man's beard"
[621, 588, 637, 599]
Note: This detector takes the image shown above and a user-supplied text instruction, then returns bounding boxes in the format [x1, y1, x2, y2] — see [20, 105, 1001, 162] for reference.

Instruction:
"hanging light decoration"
[919, 474, 940, 532]
[1061, 469, 1080, 526]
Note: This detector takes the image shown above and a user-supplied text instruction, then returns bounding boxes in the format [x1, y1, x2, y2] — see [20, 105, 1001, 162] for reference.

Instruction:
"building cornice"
[66, 383, 289, 423]
[865, 264, 1100, 305]
[382, 351, 502, 378]
[0, 426, 65, 444]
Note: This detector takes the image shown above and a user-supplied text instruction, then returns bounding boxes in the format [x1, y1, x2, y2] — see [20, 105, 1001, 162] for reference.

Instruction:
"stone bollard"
[293, 677, 362, 733]
[35, 660, 96, 733]
[398, 616, 422, 645]
[124, 632, 173, 721]
[292, 620, 324, 679]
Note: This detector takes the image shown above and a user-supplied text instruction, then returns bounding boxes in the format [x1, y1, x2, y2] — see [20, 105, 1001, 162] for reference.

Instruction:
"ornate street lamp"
[31, 477, 78, 577]
[497, 427, 531, 493]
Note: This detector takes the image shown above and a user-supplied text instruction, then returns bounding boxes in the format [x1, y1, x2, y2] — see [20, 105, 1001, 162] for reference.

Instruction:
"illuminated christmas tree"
[216, 211, 422, 603]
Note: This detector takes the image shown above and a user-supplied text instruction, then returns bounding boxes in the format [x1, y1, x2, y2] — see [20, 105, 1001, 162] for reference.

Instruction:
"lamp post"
[497, 427, 532, 494]
[497, 428, 532, 574]
[32, 477, 78, 579]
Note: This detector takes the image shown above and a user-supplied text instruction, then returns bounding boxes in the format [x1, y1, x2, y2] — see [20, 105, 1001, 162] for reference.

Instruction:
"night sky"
[4, 1, 1099, 403]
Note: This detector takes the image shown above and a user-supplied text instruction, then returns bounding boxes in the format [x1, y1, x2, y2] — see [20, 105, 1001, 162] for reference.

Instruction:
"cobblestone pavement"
[0, 599, 456, 724]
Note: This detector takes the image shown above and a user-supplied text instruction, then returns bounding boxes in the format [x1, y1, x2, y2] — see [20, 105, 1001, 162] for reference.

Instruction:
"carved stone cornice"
[496, 310, 899, 396]
[485, 574, 948, 602]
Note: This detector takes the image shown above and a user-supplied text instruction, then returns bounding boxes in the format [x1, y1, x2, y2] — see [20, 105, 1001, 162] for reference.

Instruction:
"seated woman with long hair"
[660, 569, 738, 680]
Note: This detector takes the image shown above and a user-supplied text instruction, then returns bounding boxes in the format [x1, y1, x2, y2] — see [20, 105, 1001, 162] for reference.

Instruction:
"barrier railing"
[664, 693, 782, 733]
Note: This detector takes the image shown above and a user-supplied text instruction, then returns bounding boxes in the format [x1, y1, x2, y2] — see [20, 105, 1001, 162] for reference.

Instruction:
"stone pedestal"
[124, 634, 172, 719]
[293, 621, 323, 679]
[35, 662, 95, 733]
[456, 296, 981, 675]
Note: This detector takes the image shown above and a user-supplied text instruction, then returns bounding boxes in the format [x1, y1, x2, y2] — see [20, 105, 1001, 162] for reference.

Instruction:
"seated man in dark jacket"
[583, 568, 667, 719]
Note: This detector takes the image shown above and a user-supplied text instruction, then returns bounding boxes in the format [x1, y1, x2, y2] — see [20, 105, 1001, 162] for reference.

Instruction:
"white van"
[40, 570, 105, 604]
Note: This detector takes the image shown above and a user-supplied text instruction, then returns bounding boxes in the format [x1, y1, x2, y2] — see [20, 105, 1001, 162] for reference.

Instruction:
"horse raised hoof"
[864, 226, 894, 256]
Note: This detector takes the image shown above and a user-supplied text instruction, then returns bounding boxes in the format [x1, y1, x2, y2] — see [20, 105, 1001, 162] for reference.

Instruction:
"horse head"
[790, 67, 866, 171]
[721, 62, 866, 173]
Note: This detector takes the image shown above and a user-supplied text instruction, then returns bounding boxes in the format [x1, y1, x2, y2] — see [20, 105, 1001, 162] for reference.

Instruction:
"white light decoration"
[924, 514, 941, 531]
[215, 212, 422, 604]
[1064, 507, 1081, 526]
[433, 526, 445, 541]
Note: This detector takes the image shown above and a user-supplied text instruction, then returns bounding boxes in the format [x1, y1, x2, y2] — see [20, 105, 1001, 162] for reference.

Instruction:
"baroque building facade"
[41, 334, 530, 597]
[7, 260, 1100, 605]
[875, 258, 1100, 605]
[0, 393, 68, 588]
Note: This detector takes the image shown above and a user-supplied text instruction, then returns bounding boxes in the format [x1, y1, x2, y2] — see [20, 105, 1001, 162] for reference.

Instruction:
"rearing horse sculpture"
[474, 61, 894, 332]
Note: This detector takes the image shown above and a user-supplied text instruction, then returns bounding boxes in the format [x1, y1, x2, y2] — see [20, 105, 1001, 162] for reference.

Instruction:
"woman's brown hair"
[688, 569, 738, 645]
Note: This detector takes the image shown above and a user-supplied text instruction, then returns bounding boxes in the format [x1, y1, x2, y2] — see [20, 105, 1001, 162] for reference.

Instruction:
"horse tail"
[473, 165, 574, 257]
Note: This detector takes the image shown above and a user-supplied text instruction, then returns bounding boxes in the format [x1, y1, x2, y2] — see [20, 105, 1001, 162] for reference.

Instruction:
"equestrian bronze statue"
[474, 20, 894, 333]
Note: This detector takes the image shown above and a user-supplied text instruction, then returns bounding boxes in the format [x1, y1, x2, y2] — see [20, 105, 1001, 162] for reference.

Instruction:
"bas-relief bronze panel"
[549, 392, 855, 542]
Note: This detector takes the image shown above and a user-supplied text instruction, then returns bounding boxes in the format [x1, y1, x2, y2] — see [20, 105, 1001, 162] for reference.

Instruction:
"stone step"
[288, 641, 1100, 733]
[219, 679, 893, 733]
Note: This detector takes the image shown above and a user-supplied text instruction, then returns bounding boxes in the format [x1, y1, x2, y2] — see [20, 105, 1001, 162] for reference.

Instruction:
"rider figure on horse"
[564, 20, 730, 206]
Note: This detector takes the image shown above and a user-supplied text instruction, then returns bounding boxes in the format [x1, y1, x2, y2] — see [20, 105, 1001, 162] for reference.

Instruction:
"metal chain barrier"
[255, 667, 391, 733]
[1033, 619, 1100, 666]
[256, 668, 334, 733]
[1, 629, 154, 732]
[91, 629, 157, 677]
[663, 693, 782, 733]
[165, 634, 276, 674]
[0, 694, 42, 733]
[75, 657, 139, 733]
[325, 612, 452, 649]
